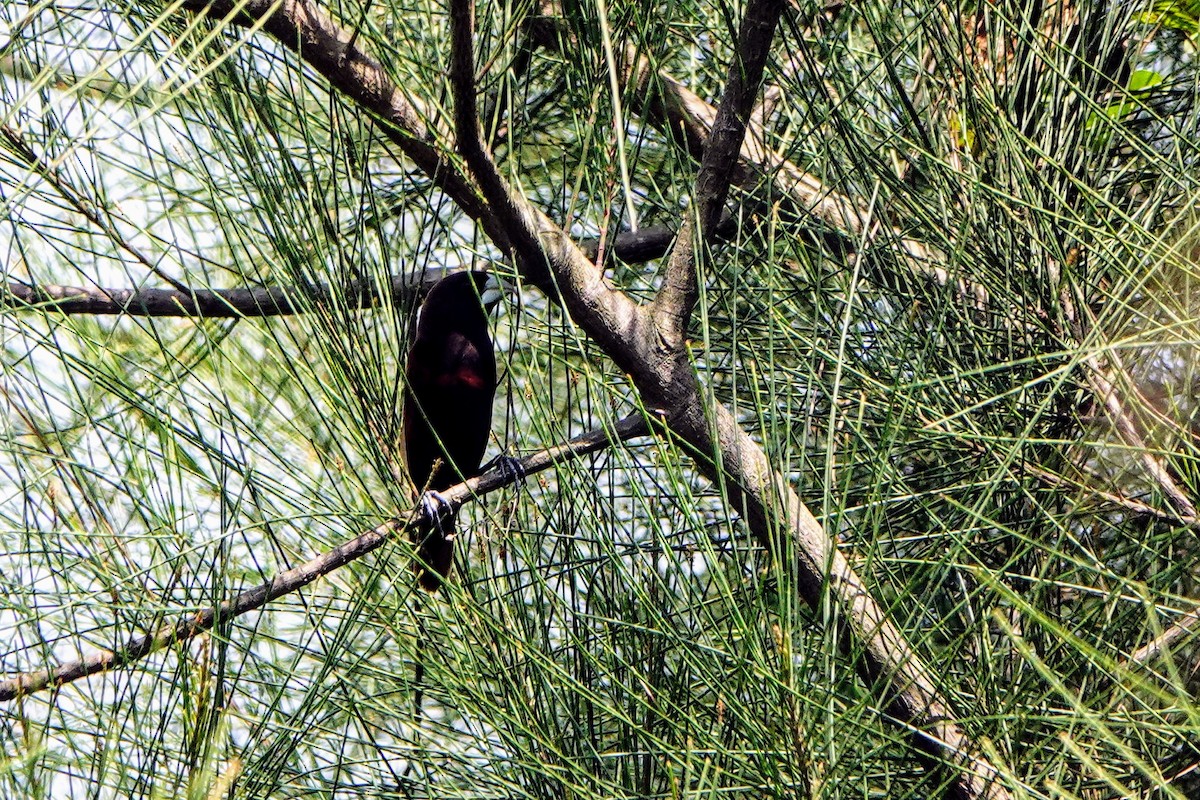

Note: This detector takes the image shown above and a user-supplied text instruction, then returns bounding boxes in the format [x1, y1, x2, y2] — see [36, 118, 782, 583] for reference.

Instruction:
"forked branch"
[4, 0, 1013, 794]
[651, 0, 780, 345]
[445, 1, 1007, 797]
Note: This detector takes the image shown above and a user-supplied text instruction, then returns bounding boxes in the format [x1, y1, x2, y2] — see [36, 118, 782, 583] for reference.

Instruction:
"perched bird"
[403, 270, 504, 591]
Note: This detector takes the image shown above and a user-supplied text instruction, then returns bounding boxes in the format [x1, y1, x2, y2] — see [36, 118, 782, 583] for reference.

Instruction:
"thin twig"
[921, 409, 1194, 526]
[1, 125, 192, 294]
[1124, 608, 1200, 668]
[1082, 348, 1198, 522]
[0, 414, 650, 702]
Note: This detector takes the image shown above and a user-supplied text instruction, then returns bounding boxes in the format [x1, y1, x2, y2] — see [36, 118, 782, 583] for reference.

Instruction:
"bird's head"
[476, 271, 510, 313]
[414, 270, 511, 339]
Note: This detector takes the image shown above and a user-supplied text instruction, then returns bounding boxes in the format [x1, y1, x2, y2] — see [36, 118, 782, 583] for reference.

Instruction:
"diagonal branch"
[444, 0, 643, 353]
[525, 6, 946, 283]
[1124, 607, 1200, 669]
[0, 414, 649, 702]
[179, 0, 510, 254]
[447, 2, 1008, 797]
[651, 0, 780, 346]
[1080, 343, 1198, 522]
[1, 125, 192, 294]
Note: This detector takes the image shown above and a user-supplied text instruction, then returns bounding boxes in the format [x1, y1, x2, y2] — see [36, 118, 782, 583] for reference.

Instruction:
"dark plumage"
[403, 271, 501, 590]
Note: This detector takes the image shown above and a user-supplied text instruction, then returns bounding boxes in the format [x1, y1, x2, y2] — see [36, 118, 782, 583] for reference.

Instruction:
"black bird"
[403, 271, 503, 590]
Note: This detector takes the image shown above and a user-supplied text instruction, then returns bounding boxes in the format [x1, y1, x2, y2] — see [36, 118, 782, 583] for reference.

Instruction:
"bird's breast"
[435, 363, 491, 390]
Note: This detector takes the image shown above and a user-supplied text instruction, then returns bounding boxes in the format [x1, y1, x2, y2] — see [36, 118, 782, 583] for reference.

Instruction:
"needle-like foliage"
[3, 1, 1200, 798]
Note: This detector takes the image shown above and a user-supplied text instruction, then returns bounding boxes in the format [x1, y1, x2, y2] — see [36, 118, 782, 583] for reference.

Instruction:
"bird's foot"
[419, 490, 456, 535]
[483, 454, 526, 485]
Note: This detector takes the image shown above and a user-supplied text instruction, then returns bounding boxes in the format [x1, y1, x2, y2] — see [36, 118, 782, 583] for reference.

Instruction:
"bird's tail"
[413, 516, 455, 592]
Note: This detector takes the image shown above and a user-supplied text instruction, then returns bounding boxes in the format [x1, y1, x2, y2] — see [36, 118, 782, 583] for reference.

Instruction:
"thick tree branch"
[180, 0, 510, 254]
[447, 2, 1007, 797]
[0, 414, 649, 702]
[444, 0, 643, 362]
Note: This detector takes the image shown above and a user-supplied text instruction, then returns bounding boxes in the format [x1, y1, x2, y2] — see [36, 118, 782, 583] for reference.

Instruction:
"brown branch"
[3, 270, 454, 318]
[1082, 348, 1198, 522]
[444, 0, 642, 352]
[22, 2, 1012, 795]
[651, 0, 779, 345]
[0, 414, 650, 702]
[3, 212, 724, 319]
[2, 214, 718, 319]
[449, 2, 1007, 797]
[447, 0, 547, 275]
[1124, 608, 1200, 668]
[180, 0, 510, 255]
[522, 9, 948, 286]
[578, 212, 742, 266]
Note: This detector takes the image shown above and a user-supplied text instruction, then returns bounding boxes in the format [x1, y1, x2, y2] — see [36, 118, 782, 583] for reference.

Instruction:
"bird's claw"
[419, 490, 455, 535]
[483, 454, 526, 484]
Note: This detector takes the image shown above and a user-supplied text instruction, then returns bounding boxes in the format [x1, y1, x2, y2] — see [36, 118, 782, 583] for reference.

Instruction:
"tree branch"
[2, 271, 452, 317]
[1124, 607, 1200, 669]
[651, 0, 780, 345]
[1, 125, 192, 294]
[0, 414, 649, 702]
[444, 0, 644, 357]
[2, 214, 725, 319]
[525, 6, 947, 286]
[24, 2, 1012, 794]
[1083, 351, 1198, 521]
[180, 0, 510, 254]
[448, 2, 1007, 797]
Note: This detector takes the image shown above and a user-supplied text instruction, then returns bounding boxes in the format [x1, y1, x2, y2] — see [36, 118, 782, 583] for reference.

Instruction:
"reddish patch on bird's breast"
[446, 365, 488, 389]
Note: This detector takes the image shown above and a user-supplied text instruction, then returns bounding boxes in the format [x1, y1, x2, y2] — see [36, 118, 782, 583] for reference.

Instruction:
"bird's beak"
[480, 273, 511, 311]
